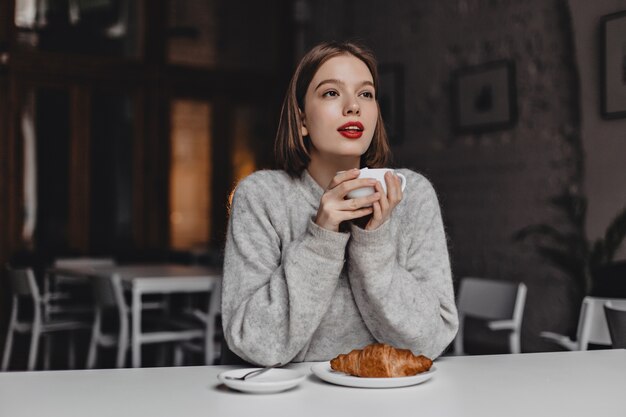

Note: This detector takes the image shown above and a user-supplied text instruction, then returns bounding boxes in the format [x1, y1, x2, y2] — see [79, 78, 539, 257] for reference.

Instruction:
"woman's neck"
[307, 153, 360, 190]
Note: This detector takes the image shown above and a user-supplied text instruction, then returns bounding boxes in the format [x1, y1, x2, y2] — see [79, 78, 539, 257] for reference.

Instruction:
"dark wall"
[303, 0, 584, 352]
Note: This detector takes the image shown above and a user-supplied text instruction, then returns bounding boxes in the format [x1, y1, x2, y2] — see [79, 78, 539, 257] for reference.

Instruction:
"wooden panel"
[11, 49, 152, 85]
[0, 77, 24, 334]
[132, 90, 146, 248]
[210, 97, 233, 248]
[0, 0, 13, 45]
[67, 85, 91, 251]
[0, 0, 16, 270]
[138, 87, 169, 251]
[144, 0, 167, 65]
[0, 78, 9, 269]
[0, 0, 293, 266]
[4, 78, 23, 256]
[11, 51, 279, 100]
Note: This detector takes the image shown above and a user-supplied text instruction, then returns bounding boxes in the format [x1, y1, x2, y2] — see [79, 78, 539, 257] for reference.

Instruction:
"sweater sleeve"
[346, 175, 458, 359]
[221, 176, 350, 366]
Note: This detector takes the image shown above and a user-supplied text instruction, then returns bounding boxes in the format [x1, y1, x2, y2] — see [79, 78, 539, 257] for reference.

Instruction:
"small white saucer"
[217, 368, 306, 394]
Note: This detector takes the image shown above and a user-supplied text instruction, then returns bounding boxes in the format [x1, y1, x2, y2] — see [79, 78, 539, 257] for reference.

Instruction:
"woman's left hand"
[366, 171, 403, 230]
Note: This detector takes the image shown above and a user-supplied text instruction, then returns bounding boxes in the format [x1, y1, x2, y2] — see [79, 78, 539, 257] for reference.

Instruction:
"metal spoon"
[224, 363, 283, 381]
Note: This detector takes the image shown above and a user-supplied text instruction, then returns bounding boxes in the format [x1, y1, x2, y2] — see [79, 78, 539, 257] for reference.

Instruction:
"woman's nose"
[343, 99, 360, 116]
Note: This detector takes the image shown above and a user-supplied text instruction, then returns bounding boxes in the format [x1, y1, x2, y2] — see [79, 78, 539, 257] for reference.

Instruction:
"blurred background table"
[47, 264, 221, 367]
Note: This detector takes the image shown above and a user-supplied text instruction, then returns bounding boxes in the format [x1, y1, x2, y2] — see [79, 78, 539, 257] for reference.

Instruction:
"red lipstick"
[337, 121, 364, 139]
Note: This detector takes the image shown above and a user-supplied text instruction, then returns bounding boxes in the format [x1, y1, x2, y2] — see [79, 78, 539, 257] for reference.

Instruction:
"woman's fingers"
[365, 176, 400, 230]
[327, 170, 379, 196]
[327, 168, 360, 190]
[371, 200, 382, 220]
[344, 206, 374, 220]
[384, 172, 403, 204]
[318, 169, 404, 231]
[374, 181, 389, 212]
[384, 172, 397, 202]
[334, 178, 378, 198]
[338, 192, 381, 211]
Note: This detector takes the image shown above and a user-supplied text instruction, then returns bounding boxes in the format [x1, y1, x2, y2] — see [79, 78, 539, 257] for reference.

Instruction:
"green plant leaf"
[513, 224, 587, 255]
[588, 239, 606, 277]
[602, 206, 626, 262]
[536, 246, 586, 287]
[513, 224, 565, 242]
[549, 193, 587, 230]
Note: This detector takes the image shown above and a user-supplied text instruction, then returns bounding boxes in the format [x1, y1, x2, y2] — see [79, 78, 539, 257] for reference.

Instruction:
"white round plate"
[310, 362, 436, 388]
[217, 368, 306, 394]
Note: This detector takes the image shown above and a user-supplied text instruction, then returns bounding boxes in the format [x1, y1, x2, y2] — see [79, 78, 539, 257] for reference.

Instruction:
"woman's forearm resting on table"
[346, 182, 457, 358]
[222, 178, 350, 365]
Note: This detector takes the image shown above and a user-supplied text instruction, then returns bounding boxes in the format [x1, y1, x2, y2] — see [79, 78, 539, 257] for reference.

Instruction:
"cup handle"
[396, 173, 406, 192]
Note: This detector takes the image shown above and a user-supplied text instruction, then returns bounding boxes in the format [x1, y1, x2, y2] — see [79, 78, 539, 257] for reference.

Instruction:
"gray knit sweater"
[222, 168, 458, 366]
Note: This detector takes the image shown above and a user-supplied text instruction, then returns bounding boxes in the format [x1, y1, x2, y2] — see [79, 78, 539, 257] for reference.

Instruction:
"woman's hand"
[315, 169, 382, 232]
[365, 171, 403, 230]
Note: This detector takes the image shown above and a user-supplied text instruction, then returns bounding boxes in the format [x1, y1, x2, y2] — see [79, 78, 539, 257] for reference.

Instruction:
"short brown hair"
[274, 41, 392, 177]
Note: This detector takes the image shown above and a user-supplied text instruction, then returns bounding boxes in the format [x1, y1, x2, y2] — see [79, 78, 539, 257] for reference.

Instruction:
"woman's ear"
[299, 108, 308, 137]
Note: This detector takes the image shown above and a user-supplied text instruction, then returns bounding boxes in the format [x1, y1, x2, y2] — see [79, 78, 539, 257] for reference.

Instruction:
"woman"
[222, 41, 458, 366]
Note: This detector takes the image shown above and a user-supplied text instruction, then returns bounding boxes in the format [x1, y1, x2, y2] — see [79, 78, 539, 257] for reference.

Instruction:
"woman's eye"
[360, 91, 374, 99]
[322, 90, 339, 97]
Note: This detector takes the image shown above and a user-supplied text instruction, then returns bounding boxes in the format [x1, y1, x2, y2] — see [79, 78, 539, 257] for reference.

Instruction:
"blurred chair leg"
[1, 301, 17, 372]
[43, 335, 51, 370]
[43, 272, 52, 322]
[205, 317, 215, 365]
[27, 320, 42, 371]
[116, 313, 129, 368]
[115, 344, 126, 369]
[87, 310, 101, 369]
[156, 345, 167, 367]
[68, 332, 76, 369]
[1, 329, 13, 372]
[174, 345, 184, 367]
[510, 332, 521, 354]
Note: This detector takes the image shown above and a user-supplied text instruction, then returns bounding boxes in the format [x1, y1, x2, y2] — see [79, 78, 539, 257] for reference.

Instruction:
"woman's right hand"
[315, 169, 382, 232]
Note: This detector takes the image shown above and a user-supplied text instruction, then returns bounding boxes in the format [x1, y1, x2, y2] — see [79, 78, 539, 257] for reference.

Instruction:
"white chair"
[86, 273, 205, 368]
[44, 257, 116, 318]
[174, 279, 222, 366]
[604, 301, 626, 349]
[86, 274, 130, 368]
[541, 296, 626, 350]
[454, 277, 527, 355]
[2, 267, 91, 371]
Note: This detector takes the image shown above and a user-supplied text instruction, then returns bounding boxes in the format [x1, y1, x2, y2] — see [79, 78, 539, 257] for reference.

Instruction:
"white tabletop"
[0, 350, 624, 417]
[49, 264, 221, 279]
[48, 264, 221, 292]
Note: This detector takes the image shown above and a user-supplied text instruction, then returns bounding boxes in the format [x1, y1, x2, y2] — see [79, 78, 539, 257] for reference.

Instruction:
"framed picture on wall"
[601, 10, 626, 119]
[451, 60, 517, 134]
[378, 64, 404, 145]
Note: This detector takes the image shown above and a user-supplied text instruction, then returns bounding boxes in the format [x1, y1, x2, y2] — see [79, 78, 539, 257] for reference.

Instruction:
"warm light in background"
[169, 100, 212, 250]
[228, 106, 258, 207]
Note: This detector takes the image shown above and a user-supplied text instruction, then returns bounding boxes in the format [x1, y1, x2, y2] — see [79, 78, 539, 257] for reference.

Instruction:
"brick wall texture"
[305, 0, 584, 352]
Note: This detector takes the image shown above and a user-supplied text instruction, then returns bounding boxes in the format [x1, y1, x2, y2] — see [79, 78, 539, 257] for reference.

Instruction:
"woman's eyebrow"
[315, 79, 375, 91]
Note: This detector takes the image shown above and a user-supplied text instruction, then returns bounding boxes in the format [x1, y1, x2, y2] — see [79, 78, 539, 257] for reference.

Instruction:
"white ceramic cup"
[346, 168, 407, 199]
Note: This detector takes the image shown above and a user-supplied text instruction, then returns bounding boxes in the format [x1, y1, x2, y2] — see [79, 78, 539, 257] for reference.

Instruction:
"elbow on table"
[433, 310, 459, 357]
[418, 312, 458, 359]
[223, 331, 295, 367]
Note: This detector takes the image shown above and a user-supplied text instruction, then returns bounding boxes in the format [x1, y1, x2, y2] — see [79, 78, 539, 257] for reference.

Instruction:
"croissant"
[330, 343, 432, 378]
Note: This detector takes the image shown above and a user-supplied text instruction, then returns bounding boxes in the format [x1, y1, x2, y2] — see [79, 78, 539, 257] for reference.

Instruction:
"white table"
[47, 264, 221, 367]
[1, 350, 624, 417]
